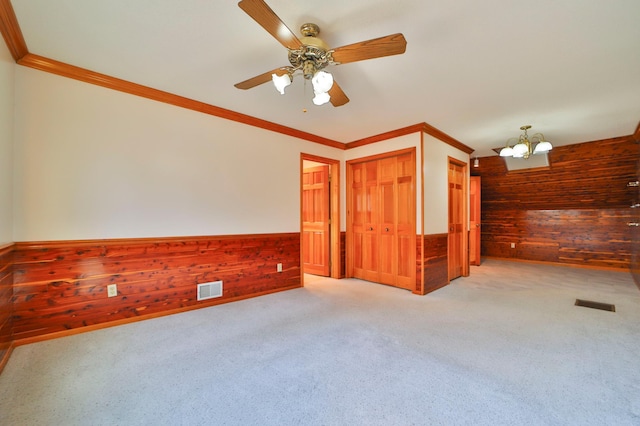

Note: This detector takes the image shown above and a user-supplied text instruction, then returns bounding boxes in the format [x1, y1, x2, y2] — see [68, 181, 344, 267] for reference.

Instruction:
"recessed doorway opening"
[300, 154, 341, 283]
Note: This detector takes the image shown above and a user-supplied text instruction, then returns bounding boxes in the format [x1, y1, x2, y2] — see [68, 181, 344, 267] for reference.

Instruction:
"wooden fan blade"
[331, 33, 407, 64]
[234, 68, 288, 90]
[329, 81, 349, 107]
[238, 0, 303, 50]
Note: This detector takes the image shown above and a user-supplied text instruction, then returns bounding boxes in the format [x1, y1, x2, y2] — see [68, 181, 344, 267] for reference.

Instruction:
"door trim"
[300, 153, 341, 279]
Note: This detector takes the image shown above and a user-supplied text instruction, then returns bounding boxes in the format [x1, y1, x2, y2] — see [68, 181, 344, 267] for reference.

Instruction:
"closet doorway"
[346, 148, 416, 291]
[301, 154, 340, 279]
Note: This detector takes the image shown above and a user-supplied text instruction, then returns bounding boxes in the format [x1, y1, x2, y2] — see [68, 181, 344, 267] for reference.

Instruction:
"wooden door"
[361, 161, 380, 281]
[378, 157, 396, 285]
[448, 160, 466, 280]
[347, 148, 416, 291]
[351, 162, 367, 280]
[470, 176, 481, 266]
[302, 165, 330, 276]
[395, 152, 416, 290]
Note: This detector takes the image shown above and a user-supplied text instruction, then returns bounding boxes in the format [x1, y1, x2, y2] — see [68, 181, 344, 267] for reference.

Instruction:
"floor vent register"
[575, 299, 615, 312]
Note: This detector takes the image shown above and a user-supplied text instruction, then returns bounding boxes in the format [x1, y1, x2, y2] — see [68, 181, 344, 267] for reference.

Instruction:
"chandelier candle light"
[500, 125, 553, 159]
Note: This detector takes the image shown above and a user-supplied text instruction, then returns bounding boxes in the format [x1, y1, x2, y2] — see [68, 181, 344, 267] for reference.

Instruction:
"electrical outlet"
[277, 263, 283, 272]
[107, 284, 118, 297]
[511, 243, 516, 249]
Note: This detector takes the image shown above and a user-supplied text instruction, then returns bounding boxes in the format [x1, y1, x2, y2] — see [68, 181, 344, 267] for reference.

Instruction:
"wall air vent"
[197, 281, 223, 301]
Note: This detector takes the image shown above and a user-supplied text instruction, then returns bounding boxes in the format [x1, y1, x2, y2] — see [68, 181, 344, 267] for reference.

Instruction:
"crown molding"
[17, 53, 471, 152]
[17, 53, 344, 149]
[420, 122, 474, 154]
[0, 0, 27, 61]
[345, 122, 473, 154]
[3, 0, 468, 152]
[345, 123, 424, 149]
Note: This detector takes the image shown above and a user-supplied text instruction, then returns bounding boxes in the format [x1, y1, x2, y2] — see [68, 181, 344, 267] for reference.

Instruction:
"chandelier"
[499, 125, 553, 159]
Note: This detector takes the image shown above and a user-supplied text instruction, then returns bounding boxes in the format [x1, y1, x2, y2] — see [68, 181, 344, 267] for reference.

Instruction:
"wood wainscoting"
[632, 125, 640, 289]
[0, 244, 14, 371]
[419, 234, 449, 295]
[11, 234, 301, 342]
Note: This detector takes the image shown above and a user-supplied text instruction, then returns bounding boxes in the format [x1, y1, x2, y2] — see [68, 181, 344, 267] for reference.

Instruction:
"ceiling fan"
[234, 0, 407, 107]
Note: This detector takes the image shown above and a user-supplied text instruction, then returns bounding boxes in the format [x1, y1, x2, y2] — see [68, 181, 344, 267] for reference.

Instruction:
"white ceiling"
[10, 0, 640, 156]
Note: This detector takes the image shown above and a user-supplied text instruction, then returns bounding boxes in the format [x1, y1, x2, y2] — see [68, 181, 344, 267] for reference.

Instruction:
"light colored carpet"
[1, 259, 639, 425]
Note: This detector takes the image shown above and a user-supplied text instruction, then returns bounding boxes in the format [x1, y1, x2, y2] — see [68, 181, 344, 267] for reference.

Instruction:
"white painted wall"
[0, 42, 14, 245]
[423, 132, 469, 235]
[10, 65, 465, 242]
[13, 67, 342, 241]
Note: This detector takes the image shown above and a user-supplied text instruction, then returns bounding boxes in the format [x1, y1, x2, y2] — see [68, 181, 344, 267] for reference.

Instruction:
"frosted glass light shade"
[512, 143, 529, 156]
[533, 140, 553, 154]
[311, 71, 333, 93]
[499, 146, 514, 157]
[272, 73, 291, 95]
[312, 91, 331, 105]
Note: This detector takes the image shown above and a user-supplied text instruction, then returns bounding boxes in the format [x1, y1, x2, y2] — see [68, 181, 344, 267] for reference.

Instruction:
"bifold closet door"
[351, 161, 376, 282]
[394, 152, 415, 290]
[378, 157, 396, 285]
[348, 150, 415, 291]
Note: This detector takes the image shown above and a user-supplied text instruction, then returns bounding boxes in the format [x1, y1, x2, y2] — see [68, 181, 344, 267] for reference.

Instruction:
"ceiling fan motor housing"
[288, 23, 331, 79]
[235, 0, 408, 107]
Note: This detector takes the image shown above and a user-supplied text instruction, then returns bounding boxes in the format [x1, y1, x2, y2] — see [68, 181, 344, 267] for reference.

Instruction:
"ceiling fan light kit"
[312, 91, 331, 106]
[235, 0, 407, 107]
[271, 72, 291, 94]
[311, 70, 334, 94]
[500, 125, 553, 159]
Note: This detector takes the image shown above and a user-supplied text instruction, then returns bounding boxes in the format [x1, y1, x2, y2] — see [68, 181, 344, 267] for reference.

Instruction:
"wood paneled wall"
[0, 244, 13, 370]
[473, 136, 639, 269]
[632, 125, 640, 288]
[11, 234, 301, 341]
[419, 234, 449, 294]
